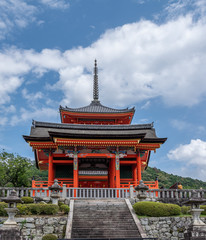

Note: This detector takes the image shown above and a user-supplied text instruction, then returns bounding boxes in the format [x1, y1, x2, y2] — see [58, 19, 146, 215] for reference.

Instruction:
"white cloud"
[1, 6, 206, 109]
[56, 14, 206, 107]
[22, 89, 43, 102]
[0, 117, 8, 126]
[0, 105, 16, 114]
[141, 101, 151, 109]
[171, 120, 206, 135]
[164, 0, 206, 20]
[0, 0, 69, 40]
[0, 0, 37, 40]
[167, 139, 206, 181]
[39, 0, 69, 9]
[10, 107, 58, 126]
[138, 118, 149, 123]
[0, 47, 67, 105]
[170, 119, 191, 130]
[168, 139, 206, 166]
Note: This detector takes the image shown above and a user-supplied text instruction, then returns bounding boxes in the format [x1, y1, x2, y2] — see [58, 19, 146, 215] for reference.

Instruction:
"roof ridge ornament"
[93, 59, 99, 102]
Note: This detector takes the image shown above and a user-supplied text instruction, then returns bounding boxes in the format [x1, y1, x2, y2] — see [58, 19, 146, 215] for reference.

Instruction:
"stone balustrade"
[0, 186, 205, 201]
[0, 187, 51, 201]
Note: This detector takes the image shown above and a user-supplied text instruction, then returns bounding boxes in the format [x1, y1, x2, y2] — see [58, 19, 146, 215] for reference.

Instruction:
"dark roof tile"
[59, 100, 135, 113]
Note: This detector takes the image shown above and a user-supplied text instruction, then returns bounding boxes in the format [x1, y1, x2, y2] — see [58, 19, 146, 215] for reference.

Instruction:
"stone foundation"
[0, 228, 24, 240]
[0, 216, 67, 240]
[1, 215, 206, 240]
[140, 216, 206, 240]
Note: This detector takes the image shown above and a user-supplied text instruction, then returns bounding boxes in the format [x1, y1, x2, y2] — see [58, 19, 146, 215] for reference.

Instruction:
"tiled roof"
[59, 100, 135, 113]
[32, 120, 153, 130]
[23, 120, 167, 144]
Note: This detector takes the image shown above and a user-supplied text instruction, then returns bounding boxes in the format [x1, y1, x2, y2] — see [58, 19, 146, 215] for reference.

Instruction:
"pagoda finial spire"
[93, 59, 99, 101]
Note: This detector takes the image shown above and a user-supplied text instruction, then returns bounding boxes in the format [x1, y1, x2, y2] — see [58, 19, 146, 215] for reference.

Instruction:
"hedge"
[181, 206, 190, 215]
[200, 205, 206, 215]
[0, 202, 7, 216]
[42, 234, 57, 240]
[21, 197, 34, 204]
[60, 204, 70, 214]
[58, 201, 64, 207]
[133, 201, 181, 217]
[17, 204, 59, 215]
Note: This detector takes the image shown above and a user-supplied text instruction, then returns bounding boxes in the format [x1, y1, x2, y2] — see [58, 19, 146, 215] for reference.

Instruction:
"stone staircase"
[71, 199, 141, 239]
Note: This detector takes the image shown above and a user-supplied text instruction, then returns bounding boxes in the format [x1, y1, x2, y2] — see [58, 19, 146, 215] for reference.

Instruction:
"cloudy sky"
[0, 0, 206, 181]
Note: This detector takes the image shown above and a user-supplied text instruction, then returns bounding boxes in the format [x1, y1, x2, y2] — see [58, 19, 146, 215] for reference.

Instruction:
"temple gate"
[24, 60, 166, 189]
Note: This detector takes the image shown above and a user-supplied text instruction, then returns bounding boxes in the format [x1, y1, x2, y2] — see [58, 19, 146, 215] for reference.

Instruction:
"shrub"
[42, 234, 57, 240]
[42, 204, 59, 215]
[17, 204, 32, 215]
[200, 205, 206, 215]
[58, 201, 64, 207]
[167, 203, 181, 216]
[28, 204, 44, 215]
[21, 197, 34, 204]
[181, 206, 190, 215]
[60, 204, 70, 214]
[0, 202, 7, 216]
[133, 201, 181, 217]
[17, 204, 59, 215]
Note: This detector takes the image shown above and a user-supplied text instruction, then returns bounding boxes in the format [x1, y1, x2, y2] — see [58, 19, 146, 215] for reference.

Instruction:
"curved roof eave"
[59, 101, 135, 114]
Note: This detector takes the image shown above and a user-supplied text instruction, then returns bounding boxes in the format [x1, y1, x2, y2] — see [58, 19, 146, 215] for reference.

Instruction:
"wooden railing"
[120, 180, 158, 189]
[32, 179, 73, 188]
[33, 180, 158, 189]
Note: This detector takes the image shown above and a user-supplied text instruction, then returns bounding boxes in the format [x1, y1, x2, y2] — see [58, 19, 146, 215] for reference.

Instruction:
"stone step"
[73, 218, 134, 225]
[71, 232, 141, 236]
[72, 227, 138, 231]
[71, 200, 141, 239]
[72, 220, 135, 223]
[74, 211, 128, 213]
[73, 215, 133, 218]
[71, 234, 141, 238]
[75, 208, 128, 210]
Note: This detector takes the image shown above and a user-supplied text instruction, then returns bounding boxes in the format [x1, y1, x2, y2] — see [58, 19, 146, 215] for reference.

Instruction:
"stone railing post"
[62, 184, 67, 199]
[129, 185, 134, 198]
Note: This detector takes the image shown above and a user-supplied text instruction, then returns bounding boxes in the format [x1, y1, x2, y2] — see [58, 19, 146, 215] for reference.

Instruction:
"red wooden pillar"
[115, 154, 120, 188]
[108, 159, 111, 187]
[137, 151, 142, 183]
[132, 164, 137, 186]
[109, 158, 115, 188]
[48, 150, 53, 186]
[73, 152, 79, 188]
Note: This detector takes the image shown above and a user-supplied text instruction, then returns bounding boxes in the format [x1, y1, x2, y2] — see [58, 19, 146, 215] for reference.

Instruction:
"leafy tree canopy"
[142, 166, 206, 189]
[0, 151, 47, 187]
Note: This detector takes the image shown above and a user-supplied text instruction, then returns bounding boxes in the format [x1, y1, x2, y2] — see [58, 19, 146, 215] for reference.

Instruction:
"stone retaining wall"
[1, 215, 206, 240]
[0, 216, 67, 240]
[140, 216, 206, 240]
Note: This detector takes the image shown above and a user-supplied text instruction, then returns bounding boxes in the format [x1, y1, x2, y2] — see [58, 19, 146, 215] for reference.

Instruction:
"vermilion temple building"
[23, 61, 166, 189]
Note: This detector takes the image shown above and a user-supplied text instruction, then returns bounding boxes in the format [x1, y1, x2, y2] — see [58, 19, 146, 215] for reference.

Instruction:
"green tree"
[0, 151, 48, 187]
[0, 151, 33, 187]
[142, 166, 206, 189]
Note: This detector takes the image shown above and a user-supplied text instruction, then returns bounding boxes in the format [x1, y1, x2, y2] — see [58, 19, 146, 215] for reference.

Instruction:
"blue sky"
[1, 0, 206, 181]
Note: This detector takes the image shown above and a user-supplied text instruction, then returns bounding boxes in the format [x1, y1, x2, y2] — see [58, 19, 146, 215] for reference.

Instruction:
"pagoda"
[23, 60, 167, 189]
